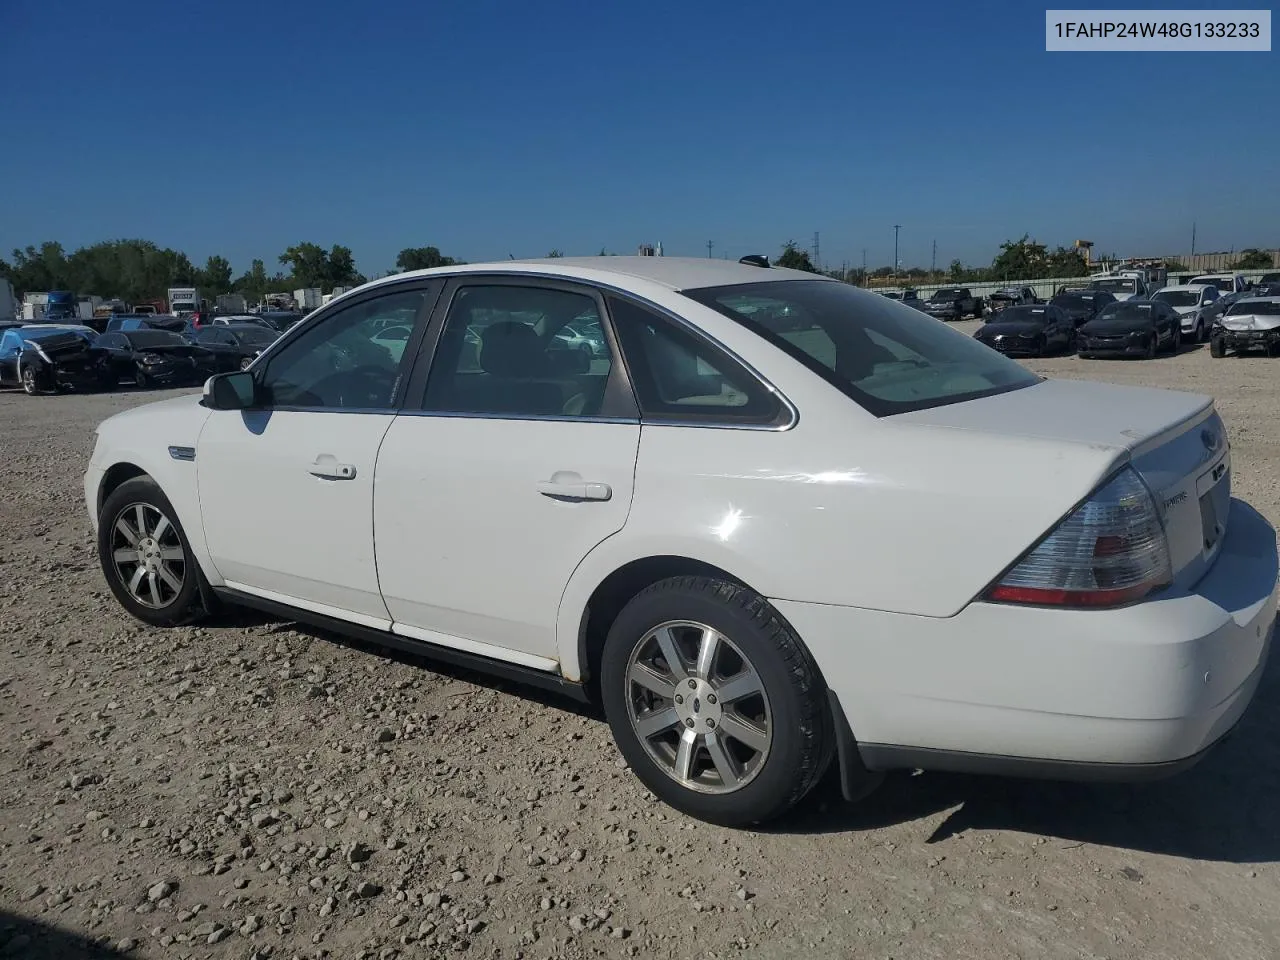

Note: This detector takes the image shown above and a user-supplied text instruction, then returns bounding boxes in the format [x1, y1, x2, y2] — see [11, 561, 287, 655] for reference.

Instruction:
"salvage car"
[85, 256, 1276, 827]
[1049, 289, 1116, 328]
[1078, 299, 1182, 359]
[923, 287, 983, 321]
[876, 289, 926, 311]
[1209, 297, 1280, 357]
[95, 329, 223, 388]
[973, 304, 1075, 357]
[1150, 284, 1226, 343]
[191, 324, 281, 371]
[985, 286, 1040, 316]
[0, 324, 107, 395]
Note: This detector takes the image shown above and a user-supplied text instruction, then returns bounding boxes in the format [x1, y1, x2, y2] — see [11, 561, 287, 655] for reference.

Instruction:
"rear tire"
[98, 476, 209, 627]
[600, 576, 835, 827]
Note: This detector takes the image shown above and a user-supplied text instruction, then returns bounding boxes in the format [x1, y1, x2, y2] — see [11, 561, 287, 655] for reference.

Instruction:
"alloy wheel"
[21, 366, 38, 395]
[109, 502, 186, 609]
[625, 620, 772, 794]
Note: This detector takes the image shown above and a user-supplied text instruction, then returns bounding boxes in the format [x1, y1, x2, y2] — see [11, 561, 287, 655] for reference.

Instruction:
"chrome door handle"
[309, 458, 357, 480]
[537, 480, 611, 501]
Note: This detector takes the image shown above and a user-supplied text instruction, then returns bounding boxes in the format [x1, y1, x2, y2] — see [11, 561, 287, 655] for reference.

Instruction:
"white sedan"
[84, 257, 1277, 826]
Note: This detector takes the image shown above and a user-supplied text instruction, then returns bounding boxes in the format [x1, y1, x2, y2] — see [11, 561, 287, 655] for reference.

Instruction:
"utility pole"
[931, 239, 937, 275]
[706, 240, 715, 259]
[1191, 222, 1197, 257]
[893, 225, 902, 279]
[862, 248, 867, 282]
[812, 232, 820, 271]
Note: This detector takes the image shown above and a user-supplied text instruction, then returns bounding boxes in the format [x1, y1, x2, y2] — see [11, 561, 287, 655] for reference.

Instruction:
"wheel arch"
[560, 548, 766, 695]
[90, 447, 222, 592]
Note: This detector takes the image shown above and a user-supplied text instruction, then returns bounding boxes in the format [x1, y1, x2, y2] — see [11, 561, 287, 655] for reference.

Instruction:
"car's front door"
[195, 282, 439, 626]
[373, 278, 641, 664]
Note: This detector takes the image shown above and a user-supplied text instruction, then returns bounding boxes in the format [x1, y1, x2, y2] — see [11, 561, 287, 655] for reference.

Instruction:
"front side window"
[682, 280, 1040, 416]
[257, 287, 428, 410]
[421, 285, 615, 418]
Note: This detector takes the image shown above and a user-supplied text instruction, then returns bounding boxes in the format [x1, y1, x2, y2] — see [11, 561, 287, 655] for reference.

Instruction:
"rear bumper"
[775, 498, 1277, 781]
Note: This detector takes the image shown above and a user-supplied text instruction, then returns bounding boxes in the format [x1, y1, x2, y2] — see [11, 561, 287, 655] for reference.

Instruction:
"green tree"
[197, 255, 233, 291]
[1044, 246, 1089, 278]
[1164, 260, 1188, 272]
[990, 235, 1050, 280]
[395, 246, 457, 272]
[279, 242, 365, 289]
[546, 249, 564, 258]
[279, 242, 329, 287]
[326, 245, 365, 287]
[1231, 248, 1274, 270]
[9, 242, 69, 294]
[234, 259, 270, 298]
[948, 259, 966, 281]
[776, 240, 818, 273]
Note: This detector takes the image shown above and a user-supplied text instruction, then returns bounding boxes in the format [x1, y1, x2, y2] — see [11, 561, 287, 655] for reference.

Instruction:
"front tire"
[1194, 319, 1205, 343]
[1169, 327, 1182, 354]
[1144, 335, 1157, 360]
[20, 365, 42, 395]
[1210, 336, 1227, 358]
[600, 576, 835, 827]
[98, 476, 207, 627]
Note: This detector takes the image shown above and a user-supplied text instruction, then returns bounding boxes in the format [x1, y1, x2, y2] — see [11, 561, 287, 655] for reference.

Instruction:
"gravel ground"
[2, 331, 1278, 960]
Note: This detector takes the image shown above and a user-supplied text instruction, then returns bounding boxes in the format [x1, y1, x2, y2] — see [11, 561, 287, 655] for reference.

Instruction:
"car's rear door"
[372, 276, 640, 665]
[195, 281, 441, 625]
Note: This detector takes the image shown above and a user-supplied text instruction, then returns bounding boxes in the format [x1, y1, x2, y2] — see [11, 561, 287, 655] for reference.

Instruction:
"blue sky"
[1, 0, 1275, 276]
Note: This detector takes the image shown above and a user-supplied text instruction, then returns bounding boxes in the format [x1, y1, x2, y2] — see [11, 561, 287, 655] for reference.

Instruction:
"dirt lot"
[2, 328, 1278, 960]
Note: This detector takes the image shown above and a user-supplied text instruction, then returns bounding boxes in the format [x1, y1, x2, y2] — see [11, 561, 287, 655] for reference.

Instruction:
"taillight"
[984, 467, 1171, 608]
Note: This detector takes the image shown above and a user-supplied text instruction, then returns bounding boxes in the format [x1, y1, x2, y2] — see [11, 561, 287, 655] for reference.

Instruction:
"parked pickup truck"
[924, 287, 983, 321]
[986, 286, 1041, 315]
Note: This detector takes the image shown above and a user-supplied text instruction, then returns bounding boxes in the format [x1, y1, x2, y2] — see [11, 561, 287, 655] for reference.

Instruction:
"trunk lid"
[894, 378, 1229, 591]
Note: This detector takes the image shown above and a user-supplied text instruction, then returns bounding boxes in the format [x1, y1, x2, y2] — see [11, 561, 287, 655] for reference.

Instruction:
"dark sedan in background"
[1077, 300, 1181, 359]
[1048, 289, 1117, 328]
[95, 330, 226, 388]
[973, 304, 1075, 357]
[191, 323, 280, 370]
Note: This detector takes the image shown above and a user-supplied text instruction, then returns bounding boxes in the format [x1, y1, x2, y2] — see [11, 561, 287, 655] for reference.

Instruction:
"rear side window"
[682, 280, 1040, 417]
[607, 297, 783, 425]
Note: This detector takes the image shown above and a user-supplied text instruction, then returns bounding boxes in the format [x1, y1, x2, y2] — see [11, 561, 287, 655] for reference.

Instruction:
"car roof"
[218, 323, 274, 332]
[1231, 296, 1280, 306]
[18, 323, 92, 331]
[1156, 284, 1212, 291]
[358, 256, 829, 295]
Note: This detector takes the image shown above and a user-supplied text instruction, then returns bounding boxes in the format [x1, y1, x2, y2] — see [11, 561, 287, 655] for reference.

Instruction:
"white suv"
[85, 257, 1277, 826]
[1150, 284, 1226, 342]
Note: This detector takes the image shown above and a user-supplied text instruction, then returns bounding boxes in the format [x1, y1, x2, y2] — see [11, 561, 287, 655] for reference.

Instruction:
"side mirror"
[202, 371, 258, 410]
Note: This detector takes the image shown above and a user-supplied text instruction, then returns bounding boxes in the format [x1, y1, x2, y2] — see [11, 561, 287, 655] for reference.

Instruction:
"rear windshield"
[1191, 278, 1229, 290]
[1152, 290, 1199, 307]
[126, 331, 187, 348]
[990, 306, 1048, 325]
[681, 280, 1040, 416]
[1098, 302, 1156, 321]
[1226, 300, 1280, 316]
[1089, 278, 1138, 293]
[1051, 294, 1096, 310]
[929, 288, 963, 300]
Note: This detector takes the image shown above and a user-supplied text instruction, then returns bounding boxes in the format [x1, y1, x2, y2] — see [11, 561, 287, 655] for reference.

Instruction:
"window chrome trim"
[238, 270, 800, 431]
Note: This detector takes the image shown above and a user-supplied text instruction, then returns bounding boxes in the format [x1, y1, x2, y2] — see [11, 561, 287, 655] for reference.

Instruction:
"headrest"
[480, 322, 545, 377]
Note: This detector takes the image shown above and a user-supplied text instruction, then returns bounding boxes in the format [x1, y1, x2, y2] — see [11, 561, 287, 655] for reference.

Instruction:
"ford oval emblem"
[1201, 427, 1221, 453]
